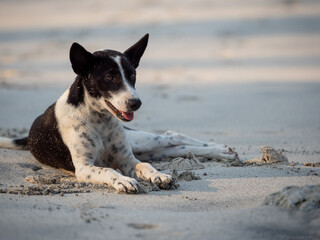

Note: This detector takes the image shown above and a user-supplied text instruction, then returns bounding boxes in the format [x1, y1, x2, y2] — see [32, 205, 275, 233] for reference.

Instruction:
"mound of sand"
[153, 152, 205, 171]
[246, 146, 289, 165]
[264, 185, 320, 211]
[172, 169, 201, 181]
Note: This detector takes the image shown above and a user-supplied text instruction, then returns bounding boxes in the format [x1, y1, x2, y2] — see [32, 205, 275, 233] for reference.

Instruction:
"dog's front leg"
[66, 133, 140, 193]
[74, 163, 139, 194]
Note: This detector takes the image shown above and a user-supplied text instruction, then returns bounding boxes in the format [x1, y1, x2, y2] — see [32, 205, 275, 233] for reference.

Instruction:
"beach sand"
[0, 0, 320, 239]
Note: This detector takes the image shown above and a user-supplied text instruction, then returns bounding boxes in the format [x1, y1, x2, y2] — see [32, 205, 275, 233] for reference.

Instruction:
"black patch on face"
[84, 51, 136, 100]
[86, 52, 124, 98]
[28, 103, 75, 172]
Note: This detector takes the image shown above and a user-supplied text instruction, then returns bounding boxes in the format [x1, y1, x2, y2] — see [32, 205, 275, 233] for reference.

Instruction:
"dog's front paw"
[150, 173, 174, 190]
[114, 176, 139, 194]
[136, 162, 175, 190]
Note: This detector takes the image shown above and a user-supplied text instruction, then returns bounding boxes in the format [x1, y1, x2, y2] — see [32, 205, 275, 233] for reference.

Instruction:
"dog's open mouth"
[105, 100, 134, 122]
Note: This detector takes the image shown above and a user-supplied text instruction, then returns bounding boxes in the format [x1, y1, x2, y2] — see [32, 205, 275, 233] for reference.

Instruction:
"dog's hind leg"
[125, 129, 237, 161]
[135, 145, 238, 162]
[125, 129, 223, 152]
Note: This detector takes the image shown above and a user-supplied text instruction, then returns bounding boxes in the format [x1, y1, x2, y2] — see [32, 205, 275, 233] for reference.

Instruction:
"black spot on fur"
[107, 132, 113, 143]
[84, 152, 93, 159]
[81, 141, 90, 148]
[74, 124, 82, 132]
[203, 143, 208, 147]
[80, 132, 96, 147]
[111, 144, 118, 154]
[120, 163, 128, 169]
[107, 155, 114, 163]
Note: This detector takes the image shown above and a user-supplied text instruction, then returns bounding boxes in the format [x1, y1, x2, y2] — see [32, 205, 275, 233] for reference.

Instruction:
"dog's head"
[69, 34, 149, 122]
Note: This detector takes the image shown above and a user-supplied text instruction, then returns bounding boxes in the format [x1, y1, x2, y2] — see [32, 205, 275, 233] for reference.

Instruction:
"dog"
[0, 34, 238, 193]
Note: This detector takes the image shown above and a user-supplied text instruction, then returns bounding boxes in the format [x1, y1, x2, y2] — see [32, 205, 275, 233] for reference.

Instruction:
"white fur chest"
[55, 88, 131, 166]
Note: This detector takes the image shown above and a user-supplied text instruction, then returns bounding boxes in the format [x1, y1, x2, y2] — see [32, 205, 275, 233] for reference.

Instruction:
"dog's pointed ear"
[70, 42, 96, 77]
[124, 34, 149, 69]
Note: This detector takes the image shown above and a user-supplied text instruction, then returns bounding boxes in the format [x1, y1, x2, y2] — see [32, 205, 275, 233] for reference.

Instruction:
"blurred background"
[1, 0, 320, 86]
[0, 0, 319, 160]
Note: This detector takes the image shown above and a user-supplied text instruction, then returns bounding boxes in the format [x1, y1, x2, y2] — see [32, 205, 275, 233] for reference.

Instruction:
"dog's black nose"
[128, 98, 142, 111]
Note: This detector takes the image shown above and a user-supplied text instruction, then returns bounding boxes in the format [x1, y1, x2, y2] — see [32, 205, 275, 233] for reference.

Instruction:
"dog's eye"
[105, 74, 113, 81]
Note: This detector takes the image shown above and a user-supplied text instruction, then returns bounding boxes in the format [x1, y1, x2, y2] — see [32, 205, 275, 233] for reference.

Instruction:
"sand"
[0, 0, 320, 239]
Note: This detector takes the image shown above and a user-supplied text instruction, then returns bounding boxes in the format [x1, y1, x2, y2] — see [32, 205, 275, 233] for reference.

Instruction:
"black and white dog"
[0, 34, 237, 193]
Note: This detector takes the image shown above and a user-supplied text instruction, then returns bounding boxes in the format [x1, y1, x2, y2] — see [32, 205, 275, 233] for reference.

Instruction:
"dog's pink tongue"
[123, 112, 134, 121]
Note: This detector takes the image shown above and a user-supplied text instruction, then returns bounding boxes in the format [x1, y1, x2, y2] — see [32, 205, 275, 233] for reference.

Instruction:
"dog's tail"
[0, 136, 28, 150]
